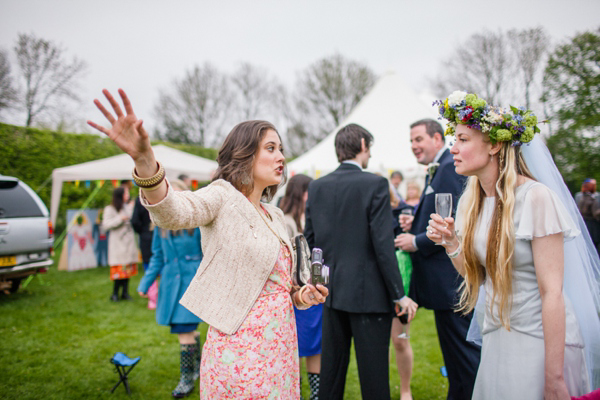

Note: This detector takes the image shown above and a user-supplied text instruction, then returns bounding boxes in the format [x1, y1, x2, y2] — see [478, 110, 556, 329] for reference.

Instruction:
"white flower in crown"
[447, 91, 468, 107]
[427, 162, 440, 177]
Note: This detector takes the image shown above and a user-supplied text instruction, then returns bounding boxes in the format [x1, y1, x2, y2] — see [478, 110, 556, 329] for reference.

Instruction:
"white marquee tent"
[50, 144, 218, 225]
[287, 71, 440, 182]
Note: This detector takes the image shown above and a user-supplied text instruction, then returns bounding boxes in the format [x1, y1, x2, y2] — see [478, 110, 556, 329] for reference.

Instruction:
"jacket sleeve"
[141, 180, 227, 230]
[369, 178, 405, 300]
[137, 229, 165, 294]
[131, 198, 144, 234]
[101, 206, 124, 231]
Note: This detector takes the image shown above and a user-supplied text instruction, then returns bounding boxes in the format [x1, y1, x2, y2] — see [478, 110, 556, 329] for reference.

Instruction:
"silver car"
[0, 175, 54, 293]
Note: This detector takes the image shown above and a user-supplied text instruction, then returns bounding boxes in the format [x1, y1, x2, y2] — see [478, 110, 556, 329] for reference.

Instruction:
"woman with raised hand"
[426, 91, 599, 399]
[88, 89, 329, 399]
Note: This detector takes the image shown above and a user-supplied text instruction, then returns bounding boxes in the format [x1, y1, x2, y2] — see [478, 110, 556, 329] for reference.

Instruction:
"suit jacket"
[137, 228, 203, 325]
[131, 197, 153, 263]
[410, 149, 467, 310]
[142, 179, 306, 335]
[304, 163, 405, 314]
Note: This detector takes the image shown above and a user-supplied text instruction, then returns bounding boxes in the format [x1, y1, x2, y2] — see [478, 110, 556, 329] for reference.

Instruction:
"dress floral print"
[200, 244, 300, 399]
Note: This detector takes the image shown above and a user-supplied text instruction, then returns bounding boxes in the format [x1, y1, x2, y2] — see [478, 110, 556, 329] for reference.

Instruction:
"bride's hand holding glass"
[426, 213, 458, 250]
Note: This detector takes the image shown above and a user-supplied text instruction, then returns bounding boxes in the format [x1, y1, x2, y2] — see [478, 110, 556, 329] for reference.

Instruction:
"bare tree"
[508, 27, 550, 109]
[230, 62, 276, 121]
[0, 49, 17, 113]
[286, 54, 376, 153]
[154, 63, 233, 147]
[14, 33, 87, 127]
[430, 30, 511, 105]
[431, 28, 551, 109]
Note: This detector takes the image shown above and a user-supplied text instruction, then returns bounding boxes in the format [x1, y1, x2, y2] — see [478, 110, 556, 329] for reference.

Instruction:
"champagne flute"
[399, 208, 413, 234]
[435, 193, 452, 245]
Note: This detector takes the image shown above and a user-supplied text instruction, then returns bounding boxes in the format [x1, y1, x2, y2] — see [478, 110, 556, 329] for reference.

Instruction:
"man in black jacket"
[396, 119, 480, 400]
[305, 123, 418, 400]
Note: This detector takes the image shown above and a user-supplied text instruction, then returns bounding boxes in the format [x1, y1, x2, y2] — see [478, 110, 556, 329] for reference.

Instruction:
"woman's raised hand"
[87, 89, 154, 165]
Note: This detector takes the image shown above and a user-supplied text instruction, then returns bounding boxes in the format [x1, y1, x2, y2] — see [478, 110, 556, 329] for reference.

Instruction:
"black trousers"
[320, 305, 394, 400]
[434, 309, 481, 400]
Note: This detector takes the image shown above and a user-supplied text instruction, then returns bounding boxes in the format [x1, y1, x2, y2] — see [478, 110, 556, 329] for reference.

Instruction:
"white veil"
[467, 136, 600, 388]
[522, 136, 600, 388]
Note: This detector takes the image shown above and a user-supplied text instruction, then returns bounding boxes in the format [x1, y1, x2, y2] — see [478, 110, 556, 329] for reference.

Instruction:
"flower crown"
[433, 91, 540, 146]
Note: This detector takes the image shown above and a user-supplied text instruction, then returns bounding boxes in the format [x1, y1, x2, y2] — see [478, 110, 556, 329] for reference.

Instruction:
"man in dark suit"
[395, 119, 480, 400]
[305, 123, 418, 400]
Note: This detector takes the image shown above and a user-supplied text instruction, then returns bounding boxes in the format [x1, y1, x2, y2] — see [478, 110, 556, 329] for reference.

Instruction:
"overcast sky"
[1, 0, 598, 133]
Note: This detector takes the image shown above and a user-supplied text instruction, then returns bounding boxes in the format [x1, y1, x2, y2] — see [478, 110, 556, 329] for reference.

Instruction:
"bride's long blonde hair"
[456, 141, 535, 329]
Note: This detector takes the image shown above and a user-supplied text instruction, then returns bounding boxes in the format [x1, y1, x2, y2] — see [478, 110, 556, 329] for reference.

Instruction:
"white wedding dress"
[462, 180, 590, 399]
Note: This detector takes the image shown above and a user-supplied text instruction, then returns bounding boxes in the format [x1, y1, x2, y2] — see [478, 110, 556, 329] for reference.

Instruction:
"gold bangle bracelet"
[132, 161, 165, 188]
[296, 286, 311, 307]
[141, 180, 166, 192]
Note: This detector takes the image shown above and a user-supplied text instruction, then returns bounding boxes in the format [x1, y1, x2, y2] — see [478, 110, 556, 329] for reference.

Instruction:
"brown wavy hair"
[280, 174, 313, 231]
[212, 120, 287, 201]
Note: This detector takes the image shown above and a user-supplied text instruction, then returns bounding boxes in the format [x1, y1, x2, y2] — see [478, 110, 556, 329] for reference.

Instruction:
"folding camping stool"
[110, 352, 141, 395]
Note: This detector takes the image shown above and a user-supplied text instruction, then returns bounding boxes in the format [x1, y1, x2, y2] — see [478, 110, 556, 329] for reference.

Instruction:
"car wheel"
[8, 278, 22, 293]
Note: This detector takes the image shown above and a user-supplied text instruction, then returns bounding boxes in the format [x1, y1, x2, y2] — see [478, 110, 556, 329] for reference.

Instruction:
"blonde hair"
[456, 142, 534, 329]
[406, 181, 422, 200]
[170, 179, 188, 191]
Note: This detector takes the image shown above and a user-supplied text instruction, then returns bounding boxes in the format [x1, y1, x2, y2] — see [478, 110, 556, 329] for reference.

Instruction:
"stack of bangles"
[296, 285, 314, 307]
[132, 161, 166, 191]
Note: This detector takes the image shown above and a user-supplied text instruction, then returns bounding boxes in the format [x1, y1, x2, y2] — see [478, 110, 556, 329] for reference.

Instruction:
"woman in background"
[404, 181, 421, 207]
[280, 174, 322, 400]
[102, 186, 138, 301]
[138, 179, 204, 398]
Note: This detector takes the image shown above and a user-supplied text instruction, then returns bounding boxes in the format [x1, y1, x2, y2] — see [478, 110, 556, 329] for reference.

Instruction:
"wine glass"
[399, 208, 413, 234]
[397, 313, 410, 339]
[435, 193, 452, 245]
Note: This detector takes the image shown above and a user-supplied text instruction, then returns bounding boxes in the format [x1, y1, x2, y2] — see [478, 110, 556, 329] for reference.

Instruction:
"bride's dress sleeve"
[515, 183, 580, 241]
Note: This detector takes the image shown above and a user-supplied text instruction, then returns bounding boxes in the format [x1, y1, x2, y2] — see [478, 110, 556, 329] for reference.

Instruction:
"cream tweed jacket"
[142, 179, 305, 335]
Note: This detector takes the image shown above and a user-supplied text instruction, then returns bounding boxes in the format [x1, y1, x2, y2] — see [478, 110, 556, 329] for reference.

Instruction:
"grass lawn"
[1, 248, 448, 399]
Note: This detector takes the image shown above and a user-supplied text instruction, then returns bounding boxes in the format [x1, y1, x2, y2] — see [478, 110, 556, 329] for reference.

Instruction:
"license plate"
[0, 256, 17, 267]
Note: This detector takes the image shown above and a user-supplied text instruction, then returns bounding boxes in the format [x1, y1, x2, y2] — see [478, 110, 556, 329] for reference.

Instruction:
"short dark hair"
[410, 118, 445, 143]
[390, 171, 403, 180]
[178, 174, 189, 181]
[334, 123, 374, 163]
[212, 120, 286, 202]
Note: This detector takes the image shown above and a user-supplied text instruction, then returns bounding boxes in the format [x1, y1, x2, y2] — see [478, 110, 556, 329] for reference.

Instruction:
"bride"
[427, 91, 599, 399]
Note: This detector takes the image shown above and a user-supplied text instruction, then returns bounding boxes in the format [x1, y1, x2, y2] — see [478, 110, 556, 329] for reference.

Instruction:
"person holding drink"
[427, 91, 597, 398]
[395, 118, 480, 400]
[88, 89, 329, 399]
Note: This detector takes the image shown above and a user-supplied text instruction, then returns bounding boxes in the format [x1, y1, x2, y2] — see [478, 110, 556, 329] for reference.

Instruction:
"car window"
[0, 182, 44, 218]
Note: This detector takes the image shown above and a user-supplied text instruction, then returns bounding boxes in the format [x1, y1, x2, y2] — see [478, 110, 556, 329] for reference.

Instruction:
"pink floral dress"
[200, 244, 300, 399]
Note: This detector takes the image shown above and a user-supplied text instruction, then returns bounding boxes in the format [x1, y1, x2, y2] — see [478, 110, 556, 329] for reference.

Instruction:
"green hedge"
[0, 123, 217, 236]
